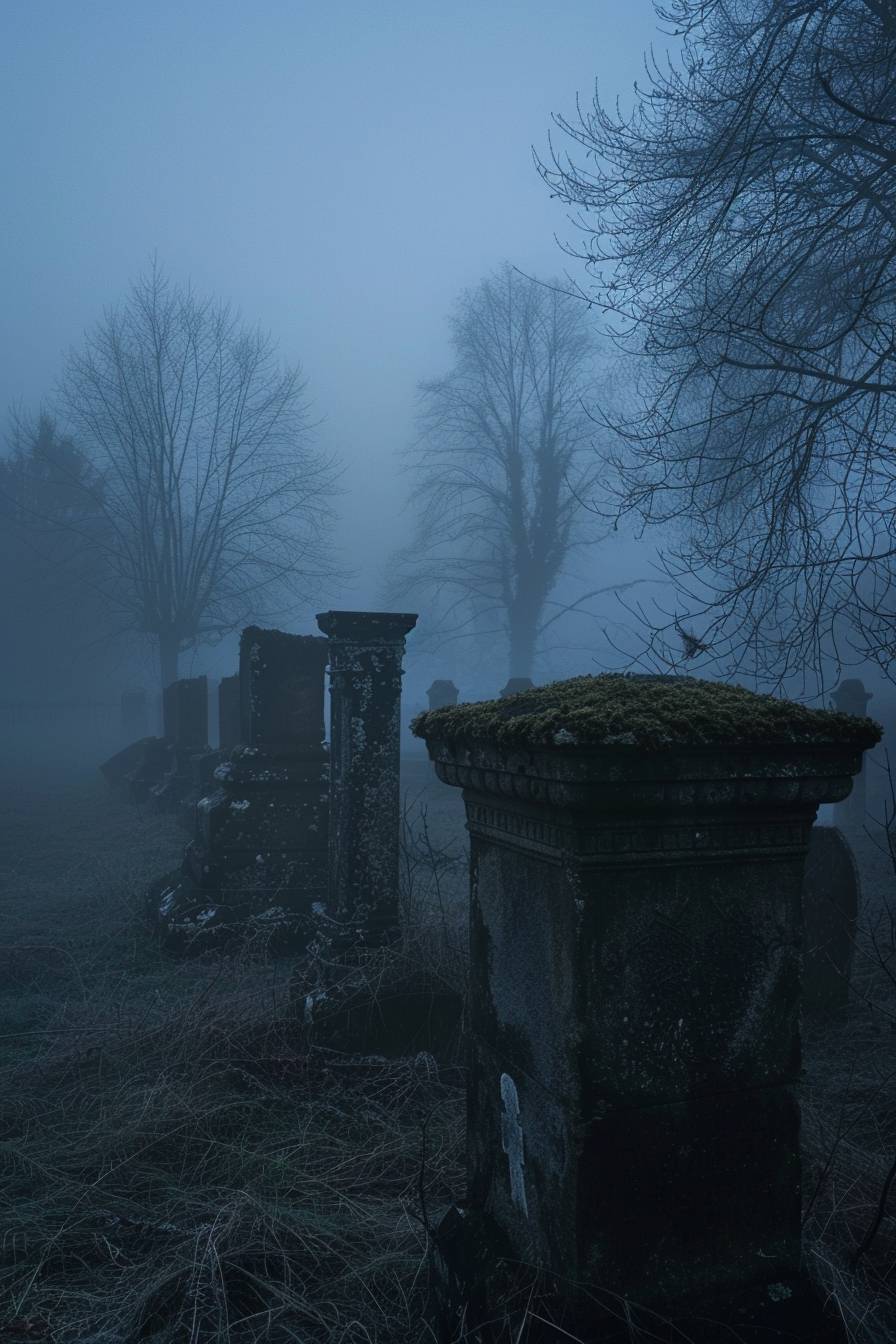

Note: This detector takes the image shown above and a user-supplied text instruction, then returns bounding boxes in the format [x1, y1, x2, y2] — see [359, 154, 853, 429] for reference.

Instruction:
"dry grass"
[801, 825, 896, 1343]
[3, 767, 896, 1343]
[0, 773, 464, 1344]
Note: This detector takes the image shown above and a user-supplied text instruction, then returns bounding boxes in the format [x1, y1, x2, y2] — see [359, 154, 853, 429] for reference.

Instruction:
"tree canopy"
[540, 0, 896, 689]
[62, 265, 340, 688]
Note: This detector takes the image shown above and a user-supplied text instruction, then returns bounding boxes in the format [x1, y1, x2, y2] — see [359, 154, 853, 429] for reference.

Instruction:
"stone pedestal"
[148, 629, 330, 953]
[413, 673, 879, 1338]
[316, 610, 417, 944]
[218, 673, 241, 748]
[831, 679, 873, 829]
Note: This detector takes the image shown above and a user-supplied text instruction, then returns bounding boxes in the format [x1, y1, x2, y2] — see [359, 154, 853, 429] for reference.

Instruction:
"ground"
[0, 754, 894, 1342]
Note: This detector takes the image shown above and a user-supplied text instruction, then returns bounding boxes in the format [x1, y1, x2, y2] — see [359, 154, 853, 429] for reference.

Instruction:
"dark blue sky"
[2, 0, 662, 610]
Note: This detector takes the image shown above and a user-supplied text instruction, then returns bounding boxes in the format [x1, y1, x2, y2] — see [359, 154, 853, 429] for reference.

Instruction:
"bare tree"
[62, 265, 340, 688]
[390, 264, 620, 681]
[539, 0, 896, 690]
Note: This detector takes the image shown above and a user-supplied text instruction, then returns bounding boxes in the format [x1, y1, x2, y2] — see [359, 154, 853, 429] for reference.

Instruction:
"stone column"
[427, 679, 459, 710]
[831, 679, 873, 829]
[414, 674, 878, 1337]
[217, 673, 241, 749]
[316, 610, 417, 942]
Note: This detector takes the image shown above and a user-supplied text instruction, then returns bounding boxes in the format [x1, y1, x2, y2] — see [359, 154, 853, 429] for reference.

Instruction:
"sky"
[1, 0, 665, 686]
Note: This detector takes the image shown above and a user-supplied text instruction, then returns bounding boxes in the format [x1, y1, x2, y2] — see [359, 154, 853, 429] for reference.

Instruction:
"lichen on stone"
[411, 673, 883, 752]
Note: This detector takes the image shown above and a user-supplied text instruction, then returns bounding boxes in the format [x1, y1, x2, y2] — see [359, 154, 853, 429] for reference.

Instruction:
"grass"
[2, 764, 896, 1343]
[0, 771, 464, 1344]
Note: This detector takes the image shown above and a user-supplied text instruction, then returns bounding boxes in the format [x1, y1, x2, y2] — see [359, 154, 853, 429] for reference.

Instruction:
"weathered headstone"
[148, 629, 330, 952]
[499, 676, 534, 698]
[162, 675, 208, 751]
[427, 679, 459, 710]
[803, 824, 860, 1015]
[151, 675, 211, 811]
[120, 689, 147, 740]
[217, 673, 241, 749]
[316, 609, 417, 945]
[414, 674, 878, 1339]
[99, 734, 174, 802]
[831, 679, 873, 828]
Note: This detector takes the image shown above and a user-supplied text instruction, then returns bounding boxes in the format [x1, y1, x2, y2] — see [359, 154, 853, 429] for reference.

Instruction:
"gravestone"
[120, 689, 147, 739]
[427, 679, 459, 710]
[315, 609, 417, 946]
[499, 676, 534, 698]
[831, 679, 873, 829]
[151, 675, 211, 811]
[217, 673, 241, 749]
[414, 674, 878, 1340]
[162, 675, 208, 751]
[99, 734, 174, 802]
[803, 824, 860, 1015]
[147, 629, 330, 953]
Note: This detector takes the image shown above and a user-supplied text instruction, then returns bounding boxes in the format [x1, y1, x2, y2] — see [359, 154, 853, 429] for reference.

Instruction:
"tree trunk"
[159, 629, 180, 691]
[507, 600, 539, 681]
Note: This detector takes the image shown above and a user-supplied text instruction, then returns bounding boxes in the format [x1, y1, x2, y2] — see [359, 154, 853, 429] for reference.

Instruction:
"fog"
[2, 3, 656, 628]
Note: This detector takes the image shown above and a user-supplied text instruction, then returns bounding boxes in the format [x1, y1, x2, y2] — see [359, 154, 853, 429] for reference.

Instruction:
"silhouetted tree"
[62, 264, 340, 689]
[0, 412, 116, 699]
[540, 0, 896, 688]
[390, 265, 618, 680]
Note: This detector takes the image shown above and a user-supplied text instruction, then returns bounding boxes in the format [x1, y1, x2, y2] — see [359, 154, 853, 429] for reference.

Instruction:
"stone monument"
[315, 609, 417, 946]
[148, 629, 330, 953]
[413, 673, 878, 1340]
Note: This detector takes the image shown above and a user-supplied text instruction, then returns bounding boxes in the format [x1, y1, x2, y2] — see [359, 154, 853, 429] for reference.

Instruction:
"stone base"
[145, 858, 327, 957]
[428, 1205, 846, 1343]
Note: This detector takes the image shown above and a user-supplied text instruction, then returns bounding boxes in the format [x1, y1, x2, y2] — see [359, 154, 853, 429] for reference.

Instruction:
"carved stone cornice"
[427, 739, 861, 812]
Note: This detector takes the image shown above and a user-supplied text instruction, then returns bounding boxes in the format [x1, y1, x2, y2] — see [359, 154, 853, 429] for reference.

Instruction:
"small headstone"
[152, 676, 211, 811]
[803, 825, 859, 1015]
[100, 736, 174, 802]
[427, 679, 459, 710]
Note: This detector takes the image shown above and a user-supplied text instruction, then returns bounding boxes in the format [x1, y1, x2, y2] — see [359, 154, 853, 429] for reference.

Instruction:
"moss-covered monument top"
[411, 673, 882, 753]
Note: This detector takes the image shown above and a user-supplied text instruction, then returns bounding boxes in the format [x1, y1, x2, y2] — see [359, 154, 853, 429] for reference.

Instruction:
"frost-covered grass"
[800, 824, 896, 1344]
[2, 765, 896, 1343]
[0, 769, 464, 1344]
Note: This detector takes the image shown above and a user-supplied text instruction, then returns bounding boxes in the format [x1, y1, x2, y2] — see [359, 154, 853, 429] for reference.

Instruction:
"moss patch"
[411, 674, 883, 753]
